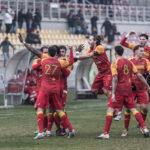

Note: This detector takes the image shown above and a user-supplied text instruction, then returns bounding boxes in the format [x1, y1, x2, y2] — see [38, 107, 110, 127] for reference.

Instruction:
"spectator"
[67, 10, 76, 34]
[0, 37, 15, 67]
[25, 29, 41, 44]
[17, 9, 25, 29]
[108, 23, 120, 44]
[101, 18, 112, 38]
[75, 10, 84, 34]
[91, 15, 98, 35]
[34, 9, 42, 30]
[0, 11, 3, 32]
[11, 11, 17, 33]
[3, 9, 13, 33]
[25, 9, 33, 33]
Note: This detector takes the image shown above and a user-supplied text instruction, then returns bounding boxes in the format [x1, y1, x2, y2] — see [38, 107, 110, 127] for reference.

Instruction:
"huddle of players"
[19, 31, 150, 139]
[18, 33, 75, 140]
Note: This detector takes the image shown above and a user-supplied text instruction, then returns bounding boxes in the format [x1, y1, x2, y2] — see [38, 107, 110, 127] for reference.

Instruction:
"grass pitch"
[0, 90, 150, 150]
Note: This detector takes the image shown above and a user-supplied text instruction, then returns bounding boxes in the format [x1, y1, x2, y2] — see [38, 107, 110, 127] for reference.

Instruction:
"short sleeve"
[94, 45, 104, 54]
[131, 62, 138, 74]
[33, 59, 39, 64]
[40, 53, 49, 59]
[144, 58, 150, 72]
[59, 59, 70, 68]
[111, 61, 118, 77]
[128, 43, 136, 51]
[85, 49, 91, 54]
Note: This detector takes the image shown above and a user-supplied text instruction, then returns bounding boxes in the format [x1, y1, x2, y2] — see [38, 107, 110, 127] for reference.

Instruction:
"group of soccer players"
[18, 30, 150, 140]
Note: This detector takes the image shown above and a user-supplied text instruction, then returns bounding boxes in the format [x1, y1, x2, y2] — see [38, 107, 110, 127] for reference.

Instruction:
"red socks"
[54, 112, 61, 129]
[104, 113, 113, 134]
[47, 113, 54, 131]
[44, 114, 48, 129]
[124, 111, 131, 130]
[140, 109, 147, 121]
[133, 110, 146, 129]
[58, 111, 69, 129]
[37, 111, 44, 133]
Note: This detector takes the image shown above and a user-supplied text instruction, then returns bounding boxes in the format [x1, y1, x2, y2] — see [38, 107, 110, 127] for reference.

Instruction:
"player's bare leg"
[95, 107, 114, 139]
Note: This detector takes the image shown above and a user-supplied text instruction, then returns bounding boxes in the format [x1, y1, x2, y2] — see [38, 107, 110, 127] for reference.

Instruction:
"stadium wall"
[41, 20, 150, 33]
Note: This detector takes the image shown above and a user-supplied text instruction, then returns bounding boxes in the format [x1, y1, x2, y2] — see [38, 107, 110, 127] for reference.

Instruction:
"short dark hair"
[40, 46, 48, 52]
[48, 46, 57, 57]
[115, 46, 124, 56]
[53, 45, 60, 56]
[133, 45, 143, 52]
[139, 34, 148, 40]
[59, 45, 67, 51]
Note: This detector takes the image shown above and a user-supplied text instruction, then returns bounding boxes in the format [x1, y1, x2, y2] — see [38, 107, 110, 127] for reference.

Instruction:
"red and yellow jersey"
[129, 57, 150, 92]
[85, 45, 111, 74]
[111, 58, 138, 96]
[40, 57, 71, 93]
[59, 57, 72, 91]
[120, 36, 150, 61]
[32, 58, 42, 92]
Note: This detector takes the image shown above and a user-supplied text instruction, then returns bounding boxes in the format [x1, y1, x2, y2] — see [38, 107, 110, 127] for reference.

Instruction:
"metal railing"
[0, 0, 150, 23]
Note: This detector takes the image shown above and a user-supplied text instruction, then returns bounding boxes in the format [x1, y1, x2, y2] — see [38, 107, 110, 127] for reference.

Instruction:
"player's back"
[114, 58, 134, 96]
[40, 57, 61, 93]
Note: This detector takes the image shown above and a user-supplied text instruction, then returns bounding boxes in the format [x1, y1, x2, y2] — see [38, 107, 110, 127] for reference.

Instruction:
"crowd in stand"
[67, 10, 89, 35]
[60, 0, 113, 4]
[0, 8, 42, 34]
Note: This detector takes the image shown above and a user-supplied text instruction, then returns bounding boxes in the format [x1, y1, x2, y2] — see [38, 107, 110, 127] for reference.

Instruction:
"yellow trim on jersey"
[131, 62, 138, 74]
[94, 45, 105, 54]
[49, 112, 53, 115]
[128, 43, 136, 51]
[59, 59, 70, 68]
[85, 49, 91, 54]
[111, 60, 118, 76]
[142, 58, 150, 72]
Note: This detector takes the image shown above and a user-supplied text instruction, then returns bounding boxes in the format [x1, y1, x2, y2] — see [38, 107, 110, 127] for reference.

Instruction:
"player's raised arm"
[59, 47, 74, 68]
[18, 33, 42, 57]
[120, 31, 136, 50]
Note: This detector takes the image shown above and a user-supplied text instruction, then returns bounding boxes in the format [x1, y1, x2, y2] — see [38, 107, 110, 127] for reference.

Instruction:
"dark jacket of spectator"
[25, 9, 33, 32]
[34, 9, 42, 30]
[18, 9, 25, 29]
[101, 18, 112, 37]
[25, 30, 41, 44]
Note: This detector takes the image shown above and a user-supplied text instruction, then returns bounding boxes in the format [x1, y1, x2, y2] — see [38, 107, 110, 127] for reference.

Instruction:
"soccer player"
[121, 45, 150, 136]
[75, 35, 112, 97]
[34, 46, 74, 139]
[96, 46, 150, 139]
[32, 46, 49, 134]
[120, 32, 150, 61]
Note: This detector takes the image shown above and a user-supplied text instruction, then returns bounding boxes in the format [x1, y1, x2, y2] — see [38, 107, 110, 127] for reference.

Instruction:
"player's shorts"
[108, 93, 137, 109]
[49, 93, 63, 110]
[35, 91, 50, 109]
[133, 91, 149, 104]
[91, 73, 112, 93]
